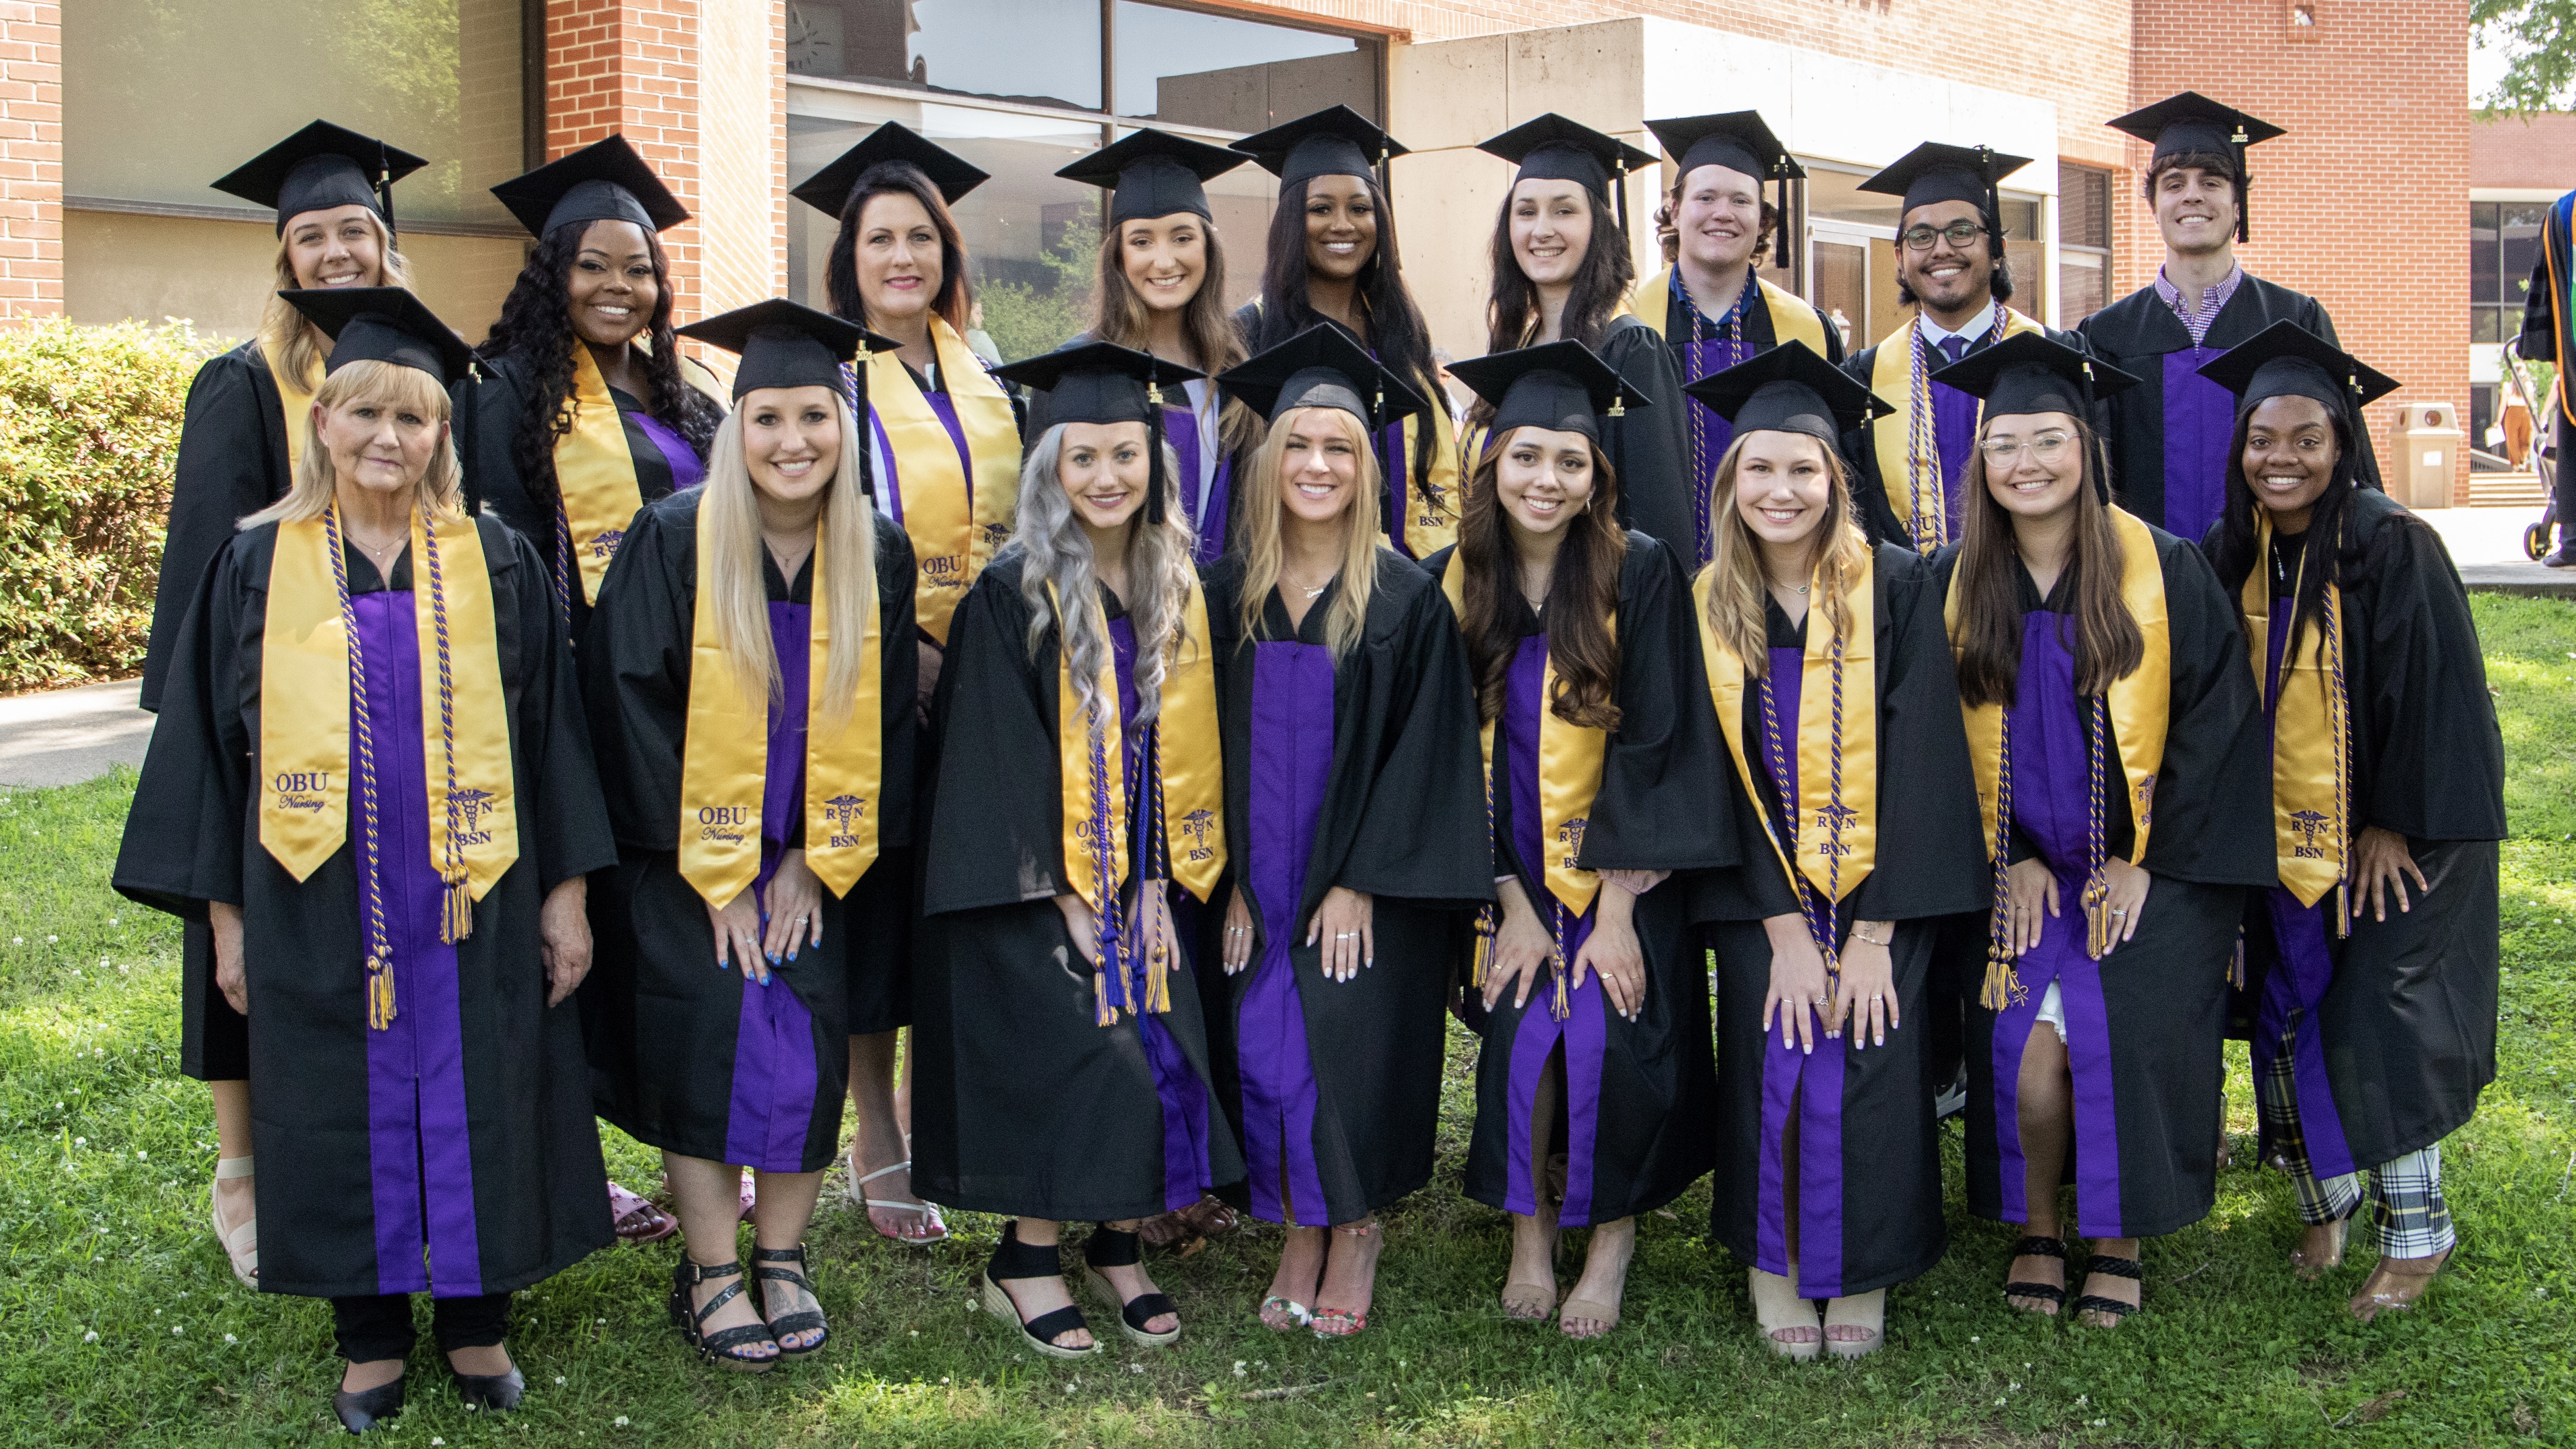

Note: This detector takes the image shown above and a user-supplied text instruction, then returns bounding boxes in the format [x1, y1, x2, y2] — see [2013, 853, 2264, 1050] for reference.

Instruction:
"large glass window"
[1801, 165, 2050, 339]
[2058, 163, 2112, 327]
[2472, 201, 2549, 346]
[1113, 3, 1367, 131]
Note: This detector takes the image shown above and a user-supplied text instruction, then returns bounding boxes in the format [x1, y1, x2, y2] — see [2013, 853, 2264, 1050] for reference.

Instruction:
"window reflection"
[1113, 3, 1371, 130]
[789, 0, 1102, 110]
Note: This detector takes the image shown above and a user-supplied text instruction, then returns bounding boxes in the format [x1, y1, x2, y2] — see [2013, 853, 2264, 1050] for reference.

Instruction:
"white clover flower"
[614, 1416, 630, 1427]
[224, 1334, 237, 1344]
[82, 1331, 97, 1343]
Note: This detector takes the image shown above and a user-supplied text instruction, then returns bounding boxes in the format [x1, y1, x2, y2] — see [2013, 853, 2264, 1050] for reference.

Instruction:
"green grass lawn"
[4, 596, 2574, 1447]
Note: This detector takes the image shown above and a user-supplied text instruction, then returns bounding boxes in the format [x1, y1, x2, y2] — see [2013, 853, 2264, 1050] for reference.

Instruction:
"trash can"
[2392, 402, 2462, 509]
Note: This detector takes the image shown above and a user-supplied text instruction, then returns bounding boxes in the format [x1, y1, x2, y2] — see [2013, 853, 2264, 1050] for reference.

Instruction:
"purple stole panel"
[1751, 646, 1850, 1296]
[720, 602, 823, 1173]
[1496, 635, 1612, 1225]
[1984, 611, 2129, 1238]
[2160, 350, 2235, 546]
[630, 410, 706, 493]
[348, 590, 487, 1298]
[2253, 607, 2360, 1180]
[1237, 641, 1338, 1224]
[1928, 338, 1981, 544]
[1166, 402, 1231, 568]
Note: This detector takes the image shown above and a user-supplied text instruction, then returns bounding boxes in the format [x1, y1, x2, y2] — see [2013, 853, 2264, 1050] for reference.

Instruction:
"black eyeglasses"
[1900, 221, 1988, 251]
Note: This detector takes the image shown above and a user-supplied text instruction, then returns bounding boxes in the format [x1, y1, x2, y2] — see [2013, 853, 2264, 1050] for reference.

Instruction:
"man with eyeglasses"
[1841, 142, 2075, 552]
[2077, 94, 2364, 546]
[1632, 110, 1844, 569]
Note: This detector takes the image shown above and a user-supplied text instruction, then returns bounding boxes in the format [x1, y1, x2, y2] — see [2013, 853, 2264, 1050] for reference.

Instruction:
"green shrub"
[0, 319, 223, 691]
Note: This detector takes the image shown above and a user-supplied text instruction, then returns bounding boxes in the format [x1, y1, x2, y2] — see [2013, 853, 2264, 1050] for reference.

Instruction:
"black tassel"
[2234, 127, 2252, 243]
[1147, 381, 1168, 526]
[1612, 161, 1630, 238]
[2081, 359, 2109, 503]
[1774, 169, 1792, 273]
[851, 364, 874, 500]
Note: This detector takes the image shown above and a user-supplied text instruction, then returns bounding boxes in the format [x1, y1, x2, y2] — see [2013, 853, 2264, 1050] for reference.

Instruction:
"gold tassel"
[1094, 960, 1118, 1027]
[440, 876, 473, 945]
[366, 953, 397, 1031]
[1978, 945, 2022, 1013]
[1144, 935, 1172, 1015]
[2334, 880, 2351, 940]
[1468, 905, 1496, 989]
[2083, 870, 2112, 960]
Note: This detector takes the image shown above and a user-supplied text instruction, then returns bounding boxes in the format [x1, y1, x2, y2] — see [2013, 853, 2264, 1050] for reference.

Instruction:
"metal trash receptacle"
[2392, 402, 2462, 509]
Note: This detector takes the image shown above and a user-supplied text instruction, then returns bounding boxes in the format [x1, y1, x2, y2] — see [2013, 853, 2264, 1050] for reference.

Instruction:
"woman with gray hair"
[913, 342, 1243, 1358]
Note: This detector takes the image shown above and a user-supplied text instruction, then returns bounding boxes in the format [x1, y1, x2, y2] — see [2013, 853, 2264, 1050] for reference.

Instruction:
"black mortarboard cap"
[1229, 105, 1408, 189]
[1215, 324, 1431, 428]
[1929, 331, 2140, 420]
[212, 120, 428, 235]
[1859, 141, 2030, 259]
[1477, 113, 1658, 235]
[2195, 320, 2399, 419]
[677, 298, 897, 400]
[2107, 92, 2284, 242]
[998, 340, 1208, 526]
[491, 136, 689, 239]
[1682, 339, 1890, 445]
[1056, 128, 1246, 224]
[1445, 340, 1650, 445]
[792, 121, 989, 218]
[1645, 109, 1804, 268]
[281, 287, 477, 386]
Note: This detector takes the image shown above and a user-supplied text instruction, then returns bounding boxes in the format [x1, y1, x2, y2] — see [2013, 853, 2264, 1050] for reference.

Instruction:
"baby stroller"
[2506, 336, 2557, 560]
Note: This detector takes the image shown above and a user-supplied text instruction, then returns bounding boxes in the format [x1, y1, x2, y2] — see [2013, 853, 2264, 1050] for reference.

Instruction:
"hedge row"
[0, 320, 221, 692]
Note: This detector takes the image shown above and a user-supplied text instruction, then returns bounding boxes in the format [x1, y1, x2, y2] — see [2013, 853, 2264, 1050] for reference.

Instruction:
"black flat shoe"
[331, 1377, 404, 1434]
[454, 1365, 524, 1412]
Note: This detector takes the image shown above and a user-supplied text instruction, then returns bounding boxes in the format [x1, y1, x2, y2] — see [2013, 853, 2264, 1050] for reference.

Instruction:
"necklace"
[1283, 570, 1331, 600]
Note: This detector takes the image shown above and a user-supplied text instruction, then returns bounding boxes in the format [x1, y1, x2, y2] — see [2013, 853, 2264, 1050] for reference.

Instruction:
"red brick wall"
[2471, 110, 2576, 191]
[0, 0, 62, 323]
[547, 0, 707, 298]
[2128, 0, 2469, 501]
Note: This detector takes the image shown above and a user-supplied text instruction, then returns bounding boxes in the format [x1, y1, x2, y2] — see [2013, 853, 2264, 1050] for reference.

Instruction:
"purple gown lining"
[1236, 641, 1336, 1223]
[719, 600, 824, 1174]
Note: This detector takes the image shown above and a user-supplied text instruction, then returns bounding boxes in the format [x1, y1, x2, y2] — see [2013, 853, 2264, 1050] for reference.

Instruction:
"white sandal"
[847, 1151, 947, 1245]
[211, 1155, 257, 1289]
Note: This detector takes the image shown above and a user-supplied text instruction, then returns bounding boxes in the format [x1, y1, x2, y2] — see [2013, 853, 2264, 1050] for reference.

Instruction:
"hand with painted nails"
[1832, 922, 1896, 1049]
[706, 886, 769, 985]
[759, 848, 824, 965]
[1760, 913, 1830, 1054]
[1221, 884, 1256, 975]
[1572, 879, 1646, 1019]
[1483, 878, 1554, 1012]
[1307, 886, 1373, 984]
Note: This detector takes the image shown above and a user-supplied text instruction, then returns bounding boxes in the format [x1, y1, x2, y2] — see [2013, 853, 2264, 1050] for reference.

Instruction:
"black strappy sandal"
[979, 1221, 1098, 1360]
[668, 1257, 779, 1372]
[2072, 1252, 2143, 1327]
[1082, 1224, 1182, 1347]
[754, 1244, 830, 1358]
[2003, 1235, 2068, 1313]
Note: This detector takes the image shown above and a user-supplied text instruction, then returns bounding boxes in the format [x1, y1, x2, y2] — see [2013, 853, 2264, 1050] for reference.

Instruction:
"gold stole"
[674, 513, 885, 911]
[869, 316, 1021, 645]
[260, 505, 518, 1027]
[1050, 577, 1226, 1022]
[1627, 267, 1828, 357]
[1440, 554, 1609, 1016]
[1392, 401, 1465, 559]
[2241, 515, 2350, 911]
[1691, 562, 1879, 913]
[555, 344, 650, 606]
[1870, 309, 2045, 551]
[267, 348, 319, 483]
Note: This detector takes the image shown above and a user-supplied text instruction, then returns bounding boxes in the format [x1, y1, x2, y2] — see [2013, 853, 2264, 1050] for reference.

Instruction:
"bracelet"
[1849, 922, 1891, 948]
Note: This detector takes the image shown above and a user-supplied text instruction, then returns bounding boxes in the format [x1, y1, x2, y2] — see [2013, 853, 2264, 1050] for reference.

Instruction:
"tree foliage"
[2474, 0, 2576, 113]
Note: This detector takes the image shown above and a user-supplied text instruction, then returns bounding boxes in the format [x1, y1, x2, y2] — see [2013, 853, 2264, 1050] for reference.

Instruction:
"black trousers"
[330, 1292, 511, 1364]
[2554, 411, 2576, 540]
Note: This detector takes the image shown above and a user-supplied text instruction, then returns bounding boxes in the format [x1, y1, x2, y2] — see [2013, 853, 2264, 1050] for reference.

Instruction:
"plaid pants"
[2257, 1011, 2455, 1258]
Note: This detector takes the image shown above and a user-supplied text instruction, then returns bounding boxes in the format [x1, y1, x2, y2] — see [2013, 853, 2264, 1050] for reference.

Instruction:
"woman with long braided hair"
[116, 290, 616, 1432]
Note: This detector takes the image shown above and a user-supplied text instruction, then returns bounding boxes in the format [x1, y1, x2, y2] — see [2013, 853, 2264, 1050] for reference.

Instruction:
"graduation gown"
[1629, 266, 1846, 571]
[578, 489, 919, 1173]
[2078, 275, 2370, 540]
[1424, 534, 1736, 1227]
[1233, 300, 1465, 561]
[1688, 545, 1987, 1298]
[1198, 550, 1492, 1226]
[912, 554, 1244, 1221]
[1934, 521, 2273, 1240]
[456, 350, 712, 646]
[141, 341, 301, 1085]
[114, 517, 618, 1299]
[2224, 490, 2504, 1172]
[1841, 315, 2080, 551]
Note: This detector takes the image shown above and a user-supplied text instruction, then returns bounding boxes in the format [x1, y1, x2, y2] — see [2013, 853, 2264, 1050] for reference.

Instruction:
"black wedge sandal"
[2003, 1235, 2068, 1314]
[668, 1257, 780, 1372]
[1082, 1224, 1182, 1347]
[2072, 1252, 2143, 1327]
[979, 1221, 1098, 1360]
[755, 1244, 830, 1358]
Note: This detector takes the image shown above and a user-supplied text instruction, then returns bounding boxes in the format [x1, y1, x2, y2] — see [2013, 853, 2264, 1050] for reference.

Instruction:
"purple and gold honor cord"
[1755, 628, 1853, 994]
[1902, 297, 2009, 555]
[1681, 268, 1755, 570]
[324, 501, 399, 1031]
[420, 515, 474, 945]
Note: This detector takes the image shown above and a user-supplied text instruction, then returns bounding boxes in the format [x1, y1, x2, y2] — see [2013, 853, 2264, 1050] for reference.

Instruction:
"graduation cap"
[1229, 105, 1408, 191]
[1645, 110, 1803, 263]
[212, 120, 429, 236]
[998, 341, 1207, 526]
[1215, 323, 1430, 427]
[1447, 339, 1654, 486]
[2107, 92, 2285, 242]
[1477, 114, 1660, 235]
[280, 287, 478, 386]
[1858, 142, 2032, 260]
[2195, 320, 2399, 422]
[1056, 128, 1246, 224]
[679, 299, 900, 497]
[1929, 331, 2139, 419]
[491, 136, 689, 239]
[792, 121, 989, 219]
[1680, 339, 1890, 448]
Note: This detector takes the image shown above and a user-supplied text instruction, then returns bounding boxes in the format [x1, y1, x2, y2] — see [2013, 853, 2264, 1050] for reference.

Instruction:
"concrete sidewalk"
[2416, 507, 2576, 599]
[0, 678, 152, 788]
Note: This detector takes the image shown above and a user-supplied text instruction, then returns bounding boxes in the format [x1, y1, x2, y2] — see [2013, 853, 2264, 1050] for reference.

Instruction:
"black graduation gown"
[2077, 276, 2378, 527]
[1421, 534, 1737, 1226]
[1598, 315, 1698, 572]
[1197, 550, 1492, 1225]
[1933, 522, 2273, 1240]
[455, 350, 706, 647]
[141, 341, 297, 1085]
[1839, 321, 2088, 549]
[2216, 490, 2505, 1169]
[577, 489, 919, 1172]
[912, 554, 1246, 1221]
[1688, 545, 1988, 1297]
[113, 517, 618, 1298]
